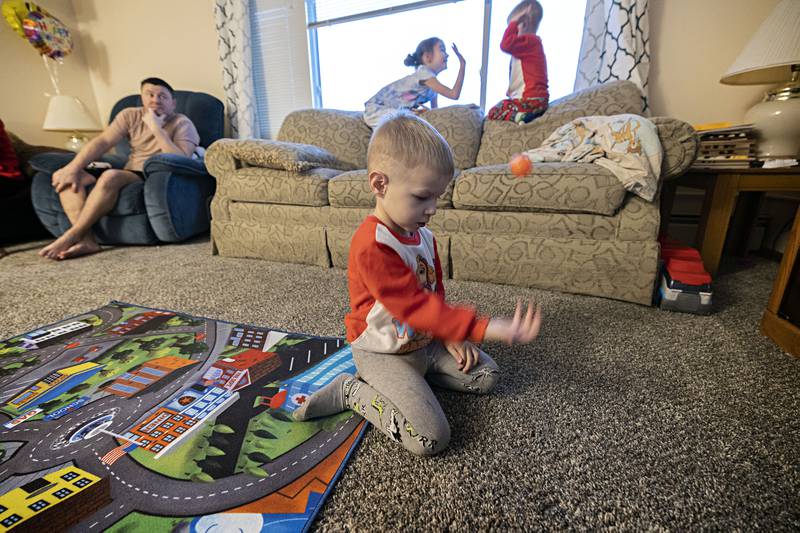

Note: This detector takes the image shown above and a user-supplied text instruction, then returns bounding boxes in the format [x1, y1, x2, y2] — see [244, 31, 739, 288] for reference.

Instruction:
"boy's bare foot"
[56, 238, 101, 260]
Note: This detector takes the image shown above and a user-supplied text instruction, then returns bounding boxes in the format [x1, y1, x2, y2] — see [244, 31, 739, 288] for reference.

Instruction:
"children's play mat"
[0, 302, 365, 532]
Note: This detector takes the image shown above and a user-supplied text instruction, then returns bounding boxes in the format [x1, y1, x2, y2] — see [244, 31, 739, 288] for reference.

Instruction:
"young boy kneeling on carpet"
[293, 112, 542, 456]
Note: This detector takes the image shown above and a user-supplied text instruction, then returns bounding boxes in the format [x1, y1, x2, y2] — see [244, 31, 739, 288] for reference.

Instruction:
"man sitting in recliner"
[40, 77, 200, 260]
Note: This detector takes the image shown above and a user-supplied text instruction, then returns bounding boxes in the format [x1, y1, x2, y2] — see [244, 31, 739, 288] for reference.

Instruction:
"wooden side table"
[761, 206, 800, 357]
[660, 167, 800, 275]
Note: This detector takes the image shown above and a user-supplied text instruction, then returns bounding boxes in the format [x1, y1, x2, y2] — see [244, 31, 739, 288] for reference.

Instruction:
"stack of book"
[691, 123, 757, 169]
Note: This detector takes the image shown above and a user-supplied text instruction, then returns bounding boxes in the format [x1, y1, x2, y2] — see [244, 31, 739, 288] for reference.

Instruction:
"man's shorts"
[85, 167, 145, 180]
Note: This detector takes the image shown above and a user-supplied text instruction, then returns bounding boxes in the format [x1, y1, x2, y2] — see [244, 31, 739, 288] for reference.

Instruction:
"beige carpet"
[1, 237, 798, 530]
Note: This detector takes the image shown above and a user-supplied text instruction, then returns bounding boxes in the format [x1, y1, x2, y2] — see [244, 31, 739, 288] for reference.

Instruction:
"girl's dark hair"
[404, 37, 442, 67]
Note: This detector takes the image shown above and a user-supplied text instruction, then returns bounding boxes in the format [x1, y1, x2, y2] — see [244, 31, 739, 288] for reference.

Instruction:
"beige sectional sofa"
[206, 81, 697, 305]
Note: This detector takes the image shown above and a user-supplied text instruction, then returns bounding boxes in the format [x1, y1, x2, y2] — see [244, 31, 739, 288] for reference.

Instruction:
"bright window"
[313, 0, 485, 110]
[306, 0, 586, 111]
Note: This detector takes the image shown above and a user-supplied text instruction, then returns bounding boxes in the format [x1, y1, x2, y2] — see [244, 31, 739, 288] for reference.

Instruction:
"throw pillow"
[235, 139, 351, 172]
[0, 119, 23, 180]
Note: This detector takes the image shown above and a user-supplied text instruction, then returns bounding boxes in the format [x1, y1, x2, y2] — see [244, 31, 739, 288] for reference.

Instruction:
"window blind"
[307, 0, 462, 28]
[250, 0, 312, 137]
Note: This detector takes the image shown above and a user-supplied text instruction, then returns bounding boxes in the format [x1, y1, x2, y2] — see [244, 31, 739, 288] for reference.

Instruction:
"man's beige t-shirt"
[108, 107, 200, 171]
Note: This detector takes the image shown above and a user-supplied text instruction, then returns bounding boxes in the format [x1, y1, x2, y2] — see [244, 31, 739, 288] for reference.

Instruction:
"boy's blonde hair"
[508, 0, 543, 24]
[367, 111, 454, 179]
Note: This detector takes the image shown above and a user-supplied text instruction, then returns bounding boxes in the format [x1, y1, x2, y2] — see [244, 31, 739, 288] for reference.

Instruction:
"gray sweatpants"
[347, 341, 499, 456]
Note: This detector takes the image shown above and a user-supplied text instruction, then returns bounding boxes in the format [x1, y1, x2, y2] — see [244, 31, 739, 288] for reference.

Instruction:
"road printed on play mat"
[0, 302, 366, 532]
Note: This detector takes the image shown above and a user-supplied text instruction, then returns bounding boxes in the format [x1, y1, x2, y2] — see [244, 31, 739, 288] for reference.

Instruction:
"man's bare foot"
[39, 231, 80, 260]
[39, 231, 100, 260]
[56, 238, 101, 260]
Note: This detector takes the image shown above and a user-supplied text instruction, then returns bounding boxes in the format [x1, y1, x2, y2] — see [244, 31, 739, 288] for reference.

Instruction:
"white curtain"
[574, 0, 650, 108]
[214, 0, 260, 138]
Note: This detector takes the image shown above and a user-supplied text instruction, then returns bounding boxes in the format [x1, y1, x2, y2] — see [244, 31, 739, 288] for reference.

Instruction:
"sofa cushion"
[329, 169, 456, 209]
[327, 170, 373, 208]
[278, 109, 372, 169]
[477, 80, 645, 166]
[453, 162, 626, 216]
[422, 105, 483, 170]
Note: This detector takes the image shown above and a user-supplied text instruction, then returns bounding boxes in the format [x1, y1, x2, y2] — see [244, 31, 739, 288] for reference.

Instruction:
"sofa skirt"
[449, 233, 659, 305]
[211, 219, 330, 268]
[210, 201, 659, 305]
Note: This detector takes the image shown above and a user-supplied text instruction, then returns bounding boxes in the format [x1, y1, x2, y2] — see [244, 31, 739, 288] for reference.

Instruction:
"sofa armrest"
[28, 152, 127, 175]
[143, 153, 208, 176]
[206, 138, 355, 179]
[143, 165, 216, 242]
[651, 117, 698, 180]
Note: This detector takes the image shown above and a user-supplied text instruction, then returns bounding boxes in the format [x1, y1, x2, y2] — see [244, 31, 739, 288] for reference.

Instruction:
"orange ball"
[509, 153, 532, 177]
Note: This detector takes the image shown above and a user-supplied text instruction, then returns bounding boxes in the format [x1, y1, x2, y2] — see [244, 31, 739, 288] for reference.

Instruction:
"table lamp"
[720, 0, 800, 159]
[42, 95, 101, 152]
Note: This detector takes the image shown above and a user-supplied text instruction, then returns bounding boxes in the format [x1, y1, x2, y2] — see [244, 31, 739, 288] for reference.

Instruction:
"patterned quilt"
[524, 113, 663, 202]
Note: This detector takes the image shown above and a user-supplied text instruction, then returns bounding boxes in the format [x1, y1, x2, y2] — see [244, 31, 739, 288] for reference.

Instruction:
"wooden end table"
[760, 205, 800, 357]
[660, 166, 800, 276]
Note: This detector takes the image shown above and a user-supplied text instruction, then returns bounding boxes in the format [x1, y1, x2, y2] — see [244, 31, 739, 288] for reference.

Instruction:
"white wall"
[69, 0, 226, 127]
[649, 0, 781, 124]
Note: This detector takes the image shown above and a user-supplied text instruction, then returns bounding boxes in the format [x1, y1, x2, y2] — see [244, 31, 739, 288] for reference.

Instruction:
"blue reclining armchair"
[30, 91, 224, 244]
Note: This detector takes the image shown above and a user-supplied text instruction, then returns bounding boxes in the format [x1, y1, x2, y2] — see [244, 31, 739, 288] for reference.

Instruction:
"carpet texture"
[1, 238, 798, 530]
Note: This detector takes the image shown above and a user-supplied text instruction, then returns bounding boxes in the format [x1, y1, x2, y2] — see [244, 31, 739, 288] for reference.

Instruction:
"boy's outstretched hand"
[484, 299, 542, 345]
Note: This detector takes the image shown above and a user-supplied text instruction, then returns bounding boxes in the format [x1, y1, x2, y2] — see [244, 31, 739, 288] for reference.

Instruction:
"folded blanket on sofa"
[524, 114, 662, 202]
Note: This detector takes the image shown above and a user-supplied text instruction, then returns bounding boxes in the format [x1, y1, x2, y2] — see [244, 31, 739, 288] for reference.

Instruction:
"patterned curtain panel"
[574, 0, 650, 109]
[214, 0, 260, 138]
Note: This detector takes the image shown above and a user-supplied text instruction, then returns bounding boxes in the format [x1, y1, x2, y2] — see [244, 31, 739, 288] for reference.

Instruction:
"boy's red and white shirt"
[501, 20, 549, 101]
[345, 216, 488, 354]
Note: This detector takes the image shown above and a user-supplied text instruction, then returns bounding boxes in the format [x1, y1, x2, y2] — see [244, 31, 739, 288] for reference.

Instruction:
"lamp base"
[65, 133, 89, 152]
[745, 82, 800, 159]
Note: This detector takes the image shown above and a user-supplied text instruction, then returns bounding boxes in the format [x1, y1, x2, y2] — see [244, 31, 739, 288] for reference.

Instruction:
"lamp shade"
[720, 0, 800, 85]
[42, 95, 101, 131]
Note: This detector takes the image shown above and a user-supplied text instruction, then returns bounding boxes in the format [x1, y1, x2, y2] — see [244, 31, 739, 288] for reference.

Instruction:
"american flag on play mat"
[100, 440, 139, 465]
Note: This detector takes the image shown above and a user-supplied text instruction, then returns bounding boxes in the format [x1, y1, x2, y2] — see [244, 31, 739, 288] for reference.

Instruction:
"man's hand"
[142, 108, 166, 133]
[452, 43, 465, 66]
[52, 166, 96, 193]
[484, 299, 542, 345]
[445, 340, 481, 373]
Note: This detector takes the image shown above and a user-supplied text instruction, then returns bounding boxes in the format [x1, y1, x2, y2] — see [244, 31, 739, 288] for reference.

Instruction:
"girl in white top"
[363, 37, 466, 127]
